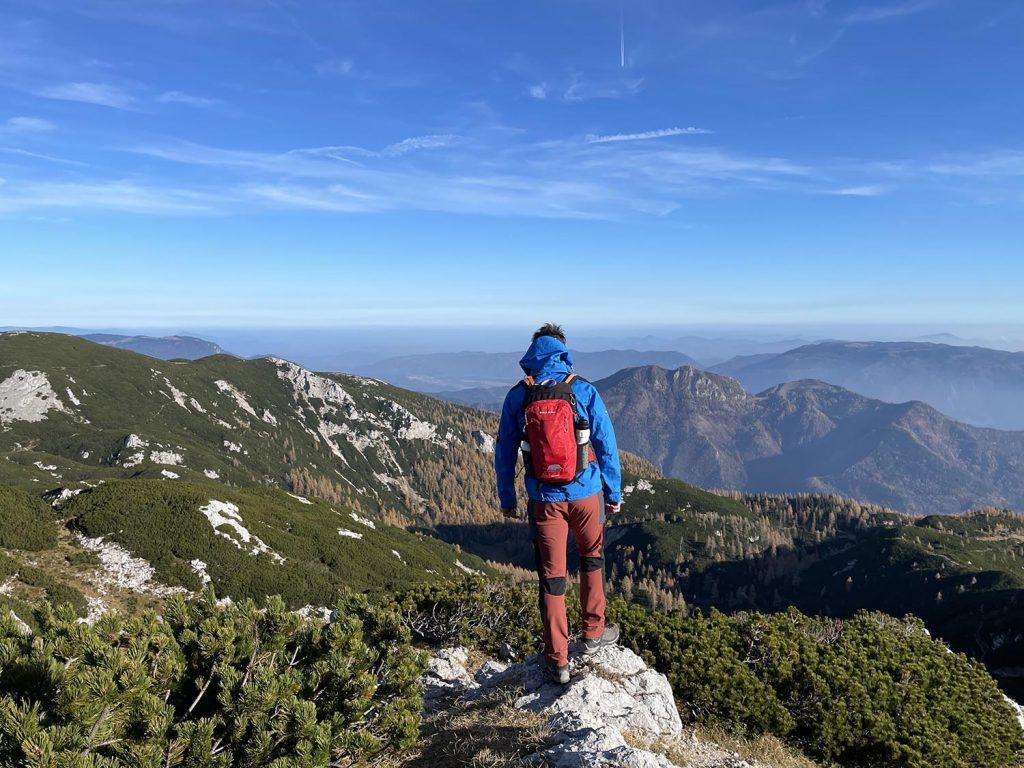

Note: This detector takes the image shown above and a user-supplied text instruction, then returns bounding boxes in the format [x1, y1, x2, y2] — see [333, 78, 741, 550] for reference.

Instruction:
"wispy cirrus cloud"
[156, 90, 220, 108]
[381, 134, 457, 156]
[564, 76, 644, 102]
[585, 127, 712, 144]
[1, 116, 55, 133]
[527, 82, 549, 100]
[36, 81, 136, 109]
[10, 120, 1014, 221]
[109, 131, 824, 221]
[0, 179, 221, 215]
[927, 150, 1024, 177]
[825, 185, 886, 196]
[527, 76, 643, 102]
[0, 147, 89, 167]
[315, 58, 355, 76]
[844, 1, 933, 24]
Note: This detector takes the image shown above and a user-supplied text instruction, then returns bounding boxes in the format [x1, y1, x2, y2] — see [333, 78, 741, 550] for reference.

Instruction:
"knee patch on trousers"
[581, 555, 604, 573]
[540, 576, 567, 596]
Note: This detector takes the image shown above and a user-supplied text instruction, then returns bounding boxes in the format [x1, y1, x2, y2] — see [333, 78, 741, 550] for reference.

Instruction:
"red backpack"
[521, 373, 593, 484]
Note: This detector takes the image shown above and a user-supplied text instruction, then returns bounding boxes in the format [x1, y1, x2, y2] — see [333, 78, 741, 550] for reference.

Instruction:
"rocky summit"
[423, 644, 759, 768]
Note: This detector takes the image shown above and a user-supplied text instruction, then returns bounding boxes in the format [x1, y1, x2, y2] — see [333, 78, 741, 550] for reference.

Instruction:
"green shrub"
[0, 485, 56, 551]
[13, 563, 88, 617]
[612, 604, 1024, 768]
[65, 549, 101, 568]
[0, 590, 425, 767]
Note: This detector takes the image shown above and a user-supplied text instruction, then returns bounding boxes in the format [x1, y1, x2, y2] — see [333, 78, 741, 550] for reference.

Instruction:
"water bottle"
[575, 418, 590, 446]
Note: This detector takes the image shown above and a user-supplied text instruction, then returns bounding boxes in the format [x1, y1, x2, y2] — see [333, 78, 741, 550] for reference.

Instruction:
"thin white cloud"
[825, 185, 886, 196]
[528, 75, 643, 102]
[805, 0, 829, 18]
[844, 2, 933, 24]
[381, 134, 456, 156]
[585, 127, 712, 144]
[286, 146, 369, 167]
[245, 183, 380, 212]
[0, 180, 220, 215]
[563, 77, 643, 102]
[36, 82, 135, 109]
[928, 151, 1024, 177]
[157, 91, 220, 108]
[2, 116, 55, 133]
[0, 147, 89, 167]
[315, 58, 355, 76]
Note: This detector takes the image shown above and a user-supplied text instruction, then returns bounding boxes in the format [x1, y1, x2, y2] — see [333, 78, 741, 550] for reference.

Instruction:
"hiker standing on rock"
[495, 323, 622, 684]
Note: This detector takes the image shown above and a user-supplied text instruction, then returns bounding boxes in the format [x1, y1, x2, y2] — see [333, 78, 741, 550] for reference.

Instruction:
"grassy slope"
[0, 479, 493, 622]
[66, 480, 491, 603]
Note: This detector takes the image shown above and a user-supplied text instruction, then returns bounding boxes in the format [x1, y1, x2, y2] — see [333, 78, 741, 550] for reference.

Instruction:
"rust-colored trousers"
[530, 493, 606, 667]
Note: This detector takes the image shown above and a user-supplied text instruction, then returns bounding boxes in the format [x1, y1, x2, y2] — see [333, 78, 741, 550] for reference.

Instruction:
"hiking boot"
[583, 624, 620, 655]
[545, 662, 570, 685]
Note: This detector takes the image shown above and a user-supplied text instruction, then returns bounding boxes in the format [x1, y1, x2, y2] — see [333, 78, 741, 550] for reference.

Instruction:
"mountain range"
[2, 332, 1024, 701]
[598, 365, 1024, 514]
[712, 340, 1024, 430]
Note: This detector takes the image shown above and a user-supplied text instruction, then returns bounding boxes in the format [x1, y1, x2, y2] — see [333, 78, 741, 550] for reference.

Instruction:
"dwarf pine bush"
[0, 485, 57, 551]
[0, 590, 424, 767]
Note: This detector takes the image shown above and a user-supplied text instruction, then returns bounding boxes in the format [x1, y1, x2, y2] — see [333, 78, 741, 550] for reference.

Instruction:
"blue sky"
[1, 0, 1022, 331]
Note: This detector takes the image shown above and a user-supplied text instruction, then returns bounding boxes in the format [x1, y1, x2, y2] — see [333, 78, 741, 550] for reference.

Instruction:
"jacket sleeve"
[587, 385, 622, 504]
[494, 386, 522, 510]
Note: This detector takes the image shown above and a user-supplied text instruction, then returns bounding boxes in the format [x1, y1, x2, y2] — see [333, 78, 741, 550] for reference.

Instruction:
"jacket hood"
[519, 336, 574, 378]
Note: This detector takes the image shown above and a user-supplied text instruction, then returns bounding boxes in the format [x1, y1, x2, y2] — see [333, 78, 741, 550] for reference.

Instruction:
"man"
[495, 323, 622, 684]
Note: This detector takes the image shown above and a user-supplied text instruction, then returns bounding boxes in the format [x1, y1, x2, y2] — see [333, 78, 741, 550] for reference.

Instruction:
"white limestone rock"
[514, 645, 682, 743]
[423, 647, 478, 705]
[472, 429, 496, 452]
[0, 369, 66, 425]
[425, 643, 755, 768]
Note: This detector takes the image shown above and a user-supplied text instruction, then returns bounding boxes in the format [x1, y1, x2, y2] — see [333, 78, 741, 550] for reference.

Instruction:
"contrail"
[619, 5, 625, 67]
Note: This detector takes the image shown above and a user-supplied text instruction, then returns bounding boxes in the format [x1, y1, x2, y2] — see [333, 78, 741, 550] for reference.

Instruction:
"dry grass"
[395, 681, 550, 768]
[693, 726, 821, 768]
[625, 727, 821, 768]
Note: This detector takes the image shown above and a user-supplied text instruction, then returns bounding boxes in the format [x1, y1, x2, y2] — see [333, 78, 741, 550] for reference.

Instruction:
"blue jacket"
[495, 335, 622, 509]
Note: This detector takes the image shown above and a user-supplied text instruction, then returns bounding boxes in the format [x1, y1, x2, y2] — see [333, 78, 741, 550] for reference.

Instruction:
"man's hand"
[605, 501, 621, 514]
[501, 507, 518, 519]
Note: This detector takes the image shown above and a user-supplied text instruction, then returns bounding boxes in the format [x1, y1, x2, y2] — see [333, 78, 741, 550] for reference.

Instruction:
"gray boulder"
[423, 643, 757, 768]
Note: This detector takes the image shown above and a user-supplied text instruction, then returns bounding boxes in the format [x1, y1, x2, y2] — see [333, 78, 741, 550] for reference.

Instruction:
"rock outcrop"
[423, 644, 757, 768]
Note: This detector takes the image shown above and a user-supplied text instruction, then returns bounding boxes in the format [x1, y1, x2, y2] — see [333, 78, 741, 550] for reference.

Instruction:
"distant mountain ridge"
[355, 348, 701, 393]
[712, 340, 1024, 430]
[598, 364, 1024, 513]
[82, 333, 227, 360]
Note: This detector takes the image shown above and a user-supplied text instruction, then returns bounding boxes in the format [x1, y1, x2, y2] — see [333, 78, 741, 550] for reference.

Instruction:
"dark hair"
[532, 323, 566, 344]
